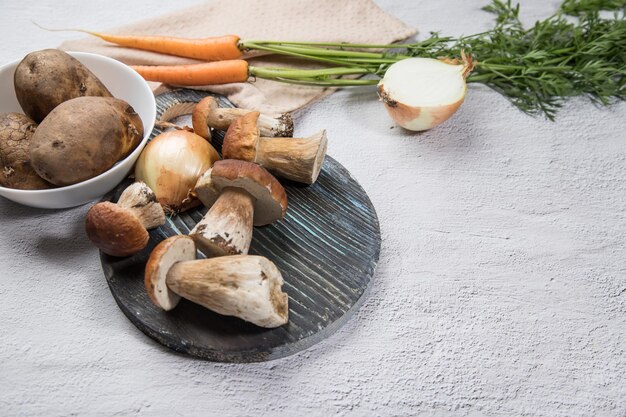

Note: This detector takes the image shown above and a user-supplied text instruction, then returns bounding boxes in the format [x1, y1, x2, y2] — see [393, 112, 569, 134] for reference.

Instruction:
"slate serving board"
[100, 89, 381, 363]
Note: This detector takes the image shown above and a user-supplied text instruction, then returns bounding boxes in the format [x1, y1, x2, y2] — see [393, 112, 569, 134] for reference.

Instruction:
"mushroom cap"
[144, 235, 196, 311]
[222, 111, 260, 162]
[195, 159, 288, 226]
[191, 96, 216, 141]
[197, 96, 219, 119]
[85, 202, 149, 257]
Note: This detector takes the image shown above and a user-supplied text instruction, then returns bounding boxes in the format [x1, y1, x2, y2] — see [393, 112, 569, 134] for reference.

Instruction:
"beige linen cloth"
[60, 0, 416, 114]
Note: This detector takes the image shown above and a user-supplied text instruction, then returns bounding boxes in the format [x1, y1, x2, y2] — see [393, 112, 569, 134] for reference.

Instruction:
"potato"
[0, 113, 52, 190]
[14, 49, 112, 123]
[30, 96, 144, 186]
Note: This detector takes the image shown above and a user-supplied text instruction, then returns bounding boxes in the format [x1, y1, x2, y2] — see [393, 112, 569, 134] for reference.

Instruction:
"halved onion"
[135, 130, 220, 213]
[378, 53, 473, 131]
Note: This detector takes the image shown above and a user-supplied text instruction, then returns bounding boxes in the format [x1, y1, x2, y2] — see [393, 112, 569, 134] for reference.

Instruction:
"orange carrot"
[131, 60, 250, 85]
[88, 31, 242, 61]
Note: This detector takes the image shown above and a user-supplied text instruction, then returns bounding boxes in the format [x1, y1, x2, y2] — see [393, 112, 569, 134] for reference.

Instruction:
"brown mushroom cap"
[222, 111, 260, 162]
[195, 159, 287, 226]
[85, 202, 149, 257]
[191, 96, 215, 141]
[144, 235, 196, 311]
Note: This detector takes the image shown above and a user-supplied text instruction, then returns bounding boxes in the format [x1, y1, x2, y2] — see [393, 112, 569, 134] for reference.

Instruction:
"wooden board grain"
[100, 89, 381, 362]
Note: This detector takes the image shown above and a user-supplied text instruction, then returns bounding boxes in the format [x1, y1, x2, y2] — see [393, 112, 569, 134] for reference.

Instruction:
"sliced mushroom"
[191, 159, 287, 257]
[222, 111, 327, 184]
[192, 96, 293, 140]
[145, 235, 288, 328]
[85, 182, 166, 257]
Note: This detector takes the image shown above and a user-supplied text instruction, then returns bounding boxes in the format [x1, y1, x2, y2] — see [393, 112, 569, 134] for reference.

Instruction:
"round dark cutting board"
[100, 89, 381, 362]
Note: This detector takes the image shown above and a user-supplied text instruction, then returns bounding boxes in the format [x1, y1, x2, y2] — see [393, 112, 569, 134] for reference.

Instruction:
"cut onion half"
[378, 53, 474, 131]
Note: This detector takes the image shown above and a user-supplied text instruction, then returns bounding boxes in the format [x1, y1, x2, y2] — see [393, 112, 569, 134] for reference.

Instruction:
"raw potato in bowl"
[0, 50, 156, 209]
[14, 49, 113, 123]
[29, 96, 144, 186]
[0, 112, 51, 190]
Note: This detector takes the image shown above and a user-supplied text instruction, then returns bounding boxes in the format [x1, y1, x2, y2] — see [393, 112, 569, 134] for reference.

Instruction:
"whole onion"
[135, 130, 220, 213]
[377, 53, 474, 131]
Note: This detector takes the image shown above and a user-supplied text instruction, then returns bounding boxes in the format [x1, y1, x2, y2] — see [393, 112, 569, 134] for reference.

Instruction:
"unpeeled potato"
[29, 96, 144, 186]
[14, 49, 112, 123]
[0, 113, 52, 190]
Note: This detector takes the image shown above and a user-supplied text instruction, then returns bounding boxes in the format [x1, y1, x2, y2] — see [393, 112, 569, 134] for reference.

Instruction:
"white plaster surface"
[1, 1, 625, 416]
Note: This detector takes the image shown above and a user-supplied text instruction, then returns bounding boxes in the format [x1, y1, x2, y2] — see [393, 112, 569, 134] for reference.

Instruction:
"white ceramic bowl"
[0, 51, 155, 209]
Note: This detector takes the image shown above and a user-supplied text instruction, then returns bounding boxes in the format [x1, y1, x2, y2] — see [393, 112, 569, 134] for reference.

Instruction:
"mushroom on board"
[192, 96, 293, 141]
[191, 159, 287, 257]
[145, 235, 288, 328]
[222, 111, 327, 185]
[85, 182, 166, 257]
[222, 111, 328, 184]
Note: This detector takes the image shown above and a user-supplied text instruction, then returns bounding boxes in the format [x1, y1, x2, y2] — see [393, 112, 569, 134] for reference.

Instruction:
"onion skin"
[135, 131, 220, 213]
[378, 84, 466, 131]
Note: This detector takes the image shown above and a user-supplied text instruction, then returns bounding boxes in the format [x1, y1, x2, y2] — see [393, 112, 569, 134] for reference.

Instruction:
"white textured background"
[1, 1, 625, 416]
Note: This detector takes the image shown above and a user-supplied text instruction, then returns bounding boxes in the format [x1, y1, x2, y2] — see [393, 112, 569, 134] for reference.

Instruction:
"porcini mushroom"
[85, 182, 166, 257]
[190, 159, 287, 257]
[192, 96, 293, 140]
[145, 235, 288, 328]
[222, 112, 327, 184]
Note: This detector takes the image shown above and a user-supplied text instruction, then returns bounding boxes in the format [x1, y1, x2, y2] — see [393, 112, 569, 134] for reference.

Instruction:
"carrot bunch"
[85, 31, 250, 85]
[58, 29, 385, 87]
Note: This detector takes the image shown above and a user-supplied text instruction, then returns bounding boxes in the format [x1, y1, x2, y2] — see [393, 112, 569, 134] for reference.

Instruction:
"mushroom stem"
[192, 96, 293, 140]
[257, 113, 294, 138]
[190, 187, 255, 257]
[256, 130, 328, 184]
[207, 107, 251, 131]
[116, 181, 166, 229]
[165, 255, 289, 328]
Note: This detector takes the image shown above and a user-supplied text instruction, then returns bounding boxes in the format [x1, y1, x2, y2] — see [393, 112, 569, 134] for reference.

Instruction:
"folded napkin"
[60, 0, 416, 114]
